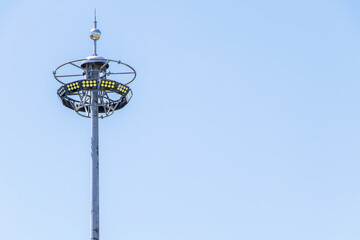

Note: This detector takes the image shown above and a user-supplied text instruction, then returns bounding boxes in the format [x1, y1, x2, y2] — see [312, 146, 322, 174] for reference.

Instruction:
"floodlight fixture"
[54, 55, 136, 118]
[53, 11, 136, 240]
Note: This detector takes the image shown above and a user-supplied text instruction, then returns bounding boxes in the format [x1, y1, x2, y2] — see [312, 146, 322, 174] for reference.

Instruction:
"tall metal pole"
[89, 64, 100, 240]
[90, 10, 100, 240]
[54, 12, 136, 240]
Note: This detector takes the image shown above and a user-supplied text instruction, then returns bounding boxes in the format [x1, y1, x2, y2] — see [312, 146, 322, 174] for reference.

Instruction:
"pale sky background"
[0, 0, 360, 239]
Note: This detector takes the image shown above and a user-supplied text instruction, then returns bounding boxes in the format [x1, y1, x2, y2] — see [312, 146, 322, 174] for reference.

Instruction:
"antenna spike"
[94, 9, 97, 28]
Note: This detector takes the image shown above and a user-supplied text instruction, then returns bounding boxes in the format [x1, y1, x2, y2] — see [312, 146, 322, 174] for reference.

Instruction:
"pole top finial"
[90, 9, 101, 41]
[90, 28, 101, 41]
[90, 9, 100, 55]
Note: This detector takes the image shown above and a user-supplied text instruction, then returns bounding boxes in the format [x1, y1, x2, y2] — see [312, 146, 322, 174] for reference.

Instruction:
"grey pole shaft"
[90, 66, 100, 240]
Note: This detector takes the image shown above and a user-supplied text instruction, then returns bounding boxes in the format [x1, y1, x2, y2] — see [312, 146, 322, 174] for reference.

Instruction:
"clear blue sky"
[0, 0, 359, 239]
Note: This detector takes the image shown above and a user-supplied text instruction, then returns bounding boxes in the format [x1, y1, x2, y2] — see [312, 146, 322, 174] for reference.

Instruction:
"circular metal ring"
[53, 58, 136, 85]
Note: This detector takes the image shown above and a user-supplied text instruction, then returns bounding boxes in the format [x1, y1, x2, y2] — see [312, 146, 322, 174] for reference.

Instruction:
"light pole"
[53, 15, 136, 240]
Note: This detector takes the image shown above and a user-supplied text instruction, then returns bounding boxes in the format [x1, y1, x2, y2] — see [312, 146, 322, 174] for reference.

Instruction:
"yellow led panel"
[117, 84, 129, 94]
[67, 82, 79, 91]
[80, 80, 97, 88]
[101, 80, 115, 89]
